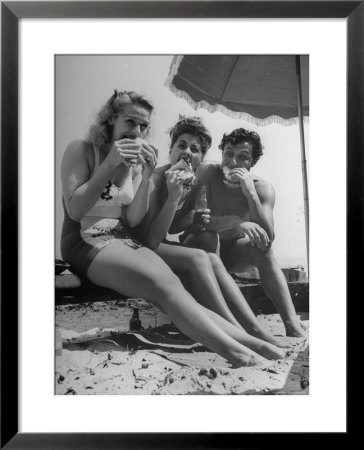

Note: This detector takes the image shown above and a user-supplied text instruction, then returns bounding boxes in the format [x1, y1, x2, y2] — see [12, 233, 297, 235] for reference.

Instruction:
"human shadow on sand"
[61, 314, 309, 395]
[63, 323, 207, 354]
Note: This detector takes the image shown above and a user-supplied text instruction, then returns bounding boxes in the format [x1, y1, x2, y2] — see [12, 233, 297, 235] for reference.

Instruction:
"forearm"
[67, 163, 114, 221]
[169, 211, 194, 234]
[246, 193, 275, 240]
[125, 177, 152, 227]
[144, 197, 180, 250]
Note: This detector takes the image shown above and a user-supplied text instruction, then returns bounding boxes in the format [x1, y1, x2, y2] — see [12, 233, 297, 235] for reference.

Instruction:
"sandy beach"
[56, 300, 309, 395]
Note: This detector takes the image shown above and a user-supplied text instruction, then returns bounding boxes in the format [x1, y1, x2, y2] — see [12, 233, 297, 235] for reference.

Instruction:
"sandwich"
[165, 159, 195, 190]
[222, 166, 240, 188]
[222, 166, 259, 188]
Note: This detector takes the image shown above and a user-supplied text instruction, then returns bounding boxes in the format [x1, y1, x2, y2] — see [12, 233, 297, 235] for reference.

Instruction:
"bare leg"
[86, 242, 258, 366]
[207, 252, 290, 348]
[201, 306, 286, 360]
[156, 243, 243, 329]
[181, 232, 290, 347]
[223, 238, 307, 338]
[183, 230, 220, 254]
[139, 246, 284, 360]
[253, 249, 307, 337]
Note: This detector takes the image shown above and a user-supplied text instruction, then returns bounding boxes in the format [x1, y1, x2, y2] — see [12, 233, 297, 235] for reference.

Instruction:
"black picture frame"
[1, 1, 360, 448]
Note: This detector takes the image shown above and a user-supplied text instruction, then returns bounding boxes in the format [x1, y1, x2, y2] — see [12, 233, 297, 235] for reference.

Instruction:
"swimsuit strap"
[92, 145, 100, 175]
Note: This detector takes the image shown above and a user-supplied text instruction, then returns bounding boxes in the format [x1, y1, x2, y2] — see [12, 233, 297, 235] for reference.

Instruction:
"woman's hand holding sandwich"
[165, 170, 185, 202]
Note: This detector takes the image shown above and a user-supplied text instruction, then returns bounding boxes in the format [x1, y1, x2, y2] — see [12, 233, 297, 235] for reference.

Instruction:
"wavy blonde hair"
[87, 89, 154, 147]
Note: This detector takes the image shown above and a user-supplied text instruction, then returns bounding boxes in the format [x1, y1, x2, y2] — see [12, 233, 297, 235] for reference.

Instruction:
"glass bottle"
[193, 186, 207, 227]
[129, 307, 142, 331]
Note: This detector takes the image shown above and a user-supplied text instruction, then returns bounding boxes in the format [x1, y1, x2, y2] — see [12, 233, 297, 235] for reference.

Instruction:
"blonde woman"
[60, 90, 278, 367]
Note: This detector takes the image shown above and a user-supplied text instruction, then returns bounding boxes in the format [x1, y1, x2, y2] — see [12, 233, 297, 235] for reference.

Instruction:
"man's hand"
[235, 221, 270, 251]
[229, 168, 256, 197]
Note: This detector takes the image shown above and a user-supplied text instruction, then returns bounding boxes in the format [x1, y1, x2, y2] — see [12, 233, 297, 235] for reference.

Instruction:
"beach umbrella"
[165, 55, 309, 264]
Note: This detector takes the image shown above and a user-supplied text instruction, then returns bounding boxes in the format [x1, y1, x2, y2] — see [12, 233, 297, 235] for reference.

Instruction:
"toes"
[276, 340, 291, 349]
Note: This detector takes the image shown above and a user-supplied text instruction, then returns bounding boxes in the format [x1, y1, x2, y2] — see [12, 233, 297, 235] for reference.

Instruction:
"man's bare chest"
[209, 187, 250, 219]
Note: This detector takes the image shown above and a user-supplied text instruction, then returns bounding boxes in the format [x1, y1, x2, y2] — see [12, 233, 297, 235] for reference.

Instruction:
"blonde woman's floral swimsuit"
[61, 146, 144, 276]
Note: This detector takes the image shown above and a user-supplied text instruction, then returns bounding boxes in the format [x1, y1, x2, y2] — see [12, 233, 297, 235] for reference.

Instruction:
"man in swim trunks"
[60, 93, 282, 368]
[181, 127, 307, 338]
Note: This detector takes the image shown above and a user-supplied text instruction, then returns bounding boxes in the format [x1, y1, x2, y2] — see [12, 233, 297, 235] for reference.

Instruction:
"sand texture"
[56, 300, 309, 395]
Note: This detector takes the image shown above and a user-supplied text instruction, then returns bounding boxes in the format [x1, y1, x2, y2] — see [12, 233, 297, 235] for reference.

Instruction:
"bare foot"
[256, 343, 286, 360]
[228, 351, 258, 368]
[285, 320, 307, 338]
[251, 328, 291, 349]
[237, 333, 287, 360]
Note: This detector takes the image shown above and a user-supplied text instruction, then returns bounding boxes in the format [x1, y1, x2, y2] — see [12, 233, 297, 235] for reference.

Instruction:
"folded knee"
[189, 249, 211, 269]
[207, 252, 224, 270]
[253, 246, 275, 264]
[185, 230, 219, 253]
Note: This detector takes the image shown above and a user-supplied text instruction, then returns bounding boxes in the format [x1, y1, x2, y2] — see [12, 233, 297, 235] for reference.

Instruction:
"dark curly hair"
[218, 128, 264, 166]
[169, 116, 212, 155]
[87, 89, 154, 147]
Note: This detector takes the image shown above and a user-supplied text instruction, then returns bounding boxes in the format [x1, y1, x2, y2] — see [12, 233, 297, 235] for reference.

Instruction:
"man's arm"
[169, 192, 242, 234]
[188, 164, 244, 233]
[228, 168, 275, 241]
[178, 164, 270, 249]
[204, 165, 272, 248]
[246, 180, 275, 241]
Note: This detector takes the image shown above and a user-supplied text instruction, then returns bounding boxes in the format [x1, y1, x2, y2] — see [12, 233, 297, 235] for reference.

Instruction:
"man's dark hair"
[218, 128, 264, 166]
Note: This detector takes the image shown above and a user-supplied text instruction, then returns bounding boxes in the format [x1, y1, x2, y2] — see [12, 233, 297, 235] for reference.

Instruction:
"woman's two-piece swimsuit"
[61, 145, 144, 276]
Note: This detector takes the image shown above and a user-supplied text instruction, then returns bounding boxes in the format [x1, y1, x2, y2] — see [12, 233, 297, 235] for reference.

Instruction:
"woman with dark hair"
[60, 91, 280, 367]
[140, 117, 289, 359]
[181, 127, 307, 338]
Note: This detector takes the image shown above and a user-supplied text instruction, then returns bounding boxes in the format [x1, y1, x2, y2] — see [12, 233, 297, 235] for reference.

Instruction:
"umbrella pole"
[295, 56, 309, 274]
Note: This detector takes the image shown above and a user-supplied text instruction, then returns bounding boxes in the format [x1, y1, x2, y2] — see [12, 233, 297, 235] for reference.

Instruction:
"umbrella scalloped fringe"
[165, 56, 309, 127]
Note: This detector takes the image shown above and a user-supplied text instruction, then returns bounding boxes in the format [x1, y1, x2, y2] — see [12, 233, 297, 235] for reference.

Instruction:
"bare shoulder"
[62, 139, 93, 168]
[64, 139, 91, 158]
[198, 162, 220, 181]
[252, 174, 275, 200]
[153, 164, 170, 184]
[201, 162, 220, 173]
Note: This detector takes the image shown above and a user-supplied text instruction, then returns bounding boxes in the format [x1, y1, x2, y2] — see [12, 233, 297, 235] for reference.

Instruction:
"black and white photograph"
[2, 0, 356, 442]
[55, 54, 309, 395]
